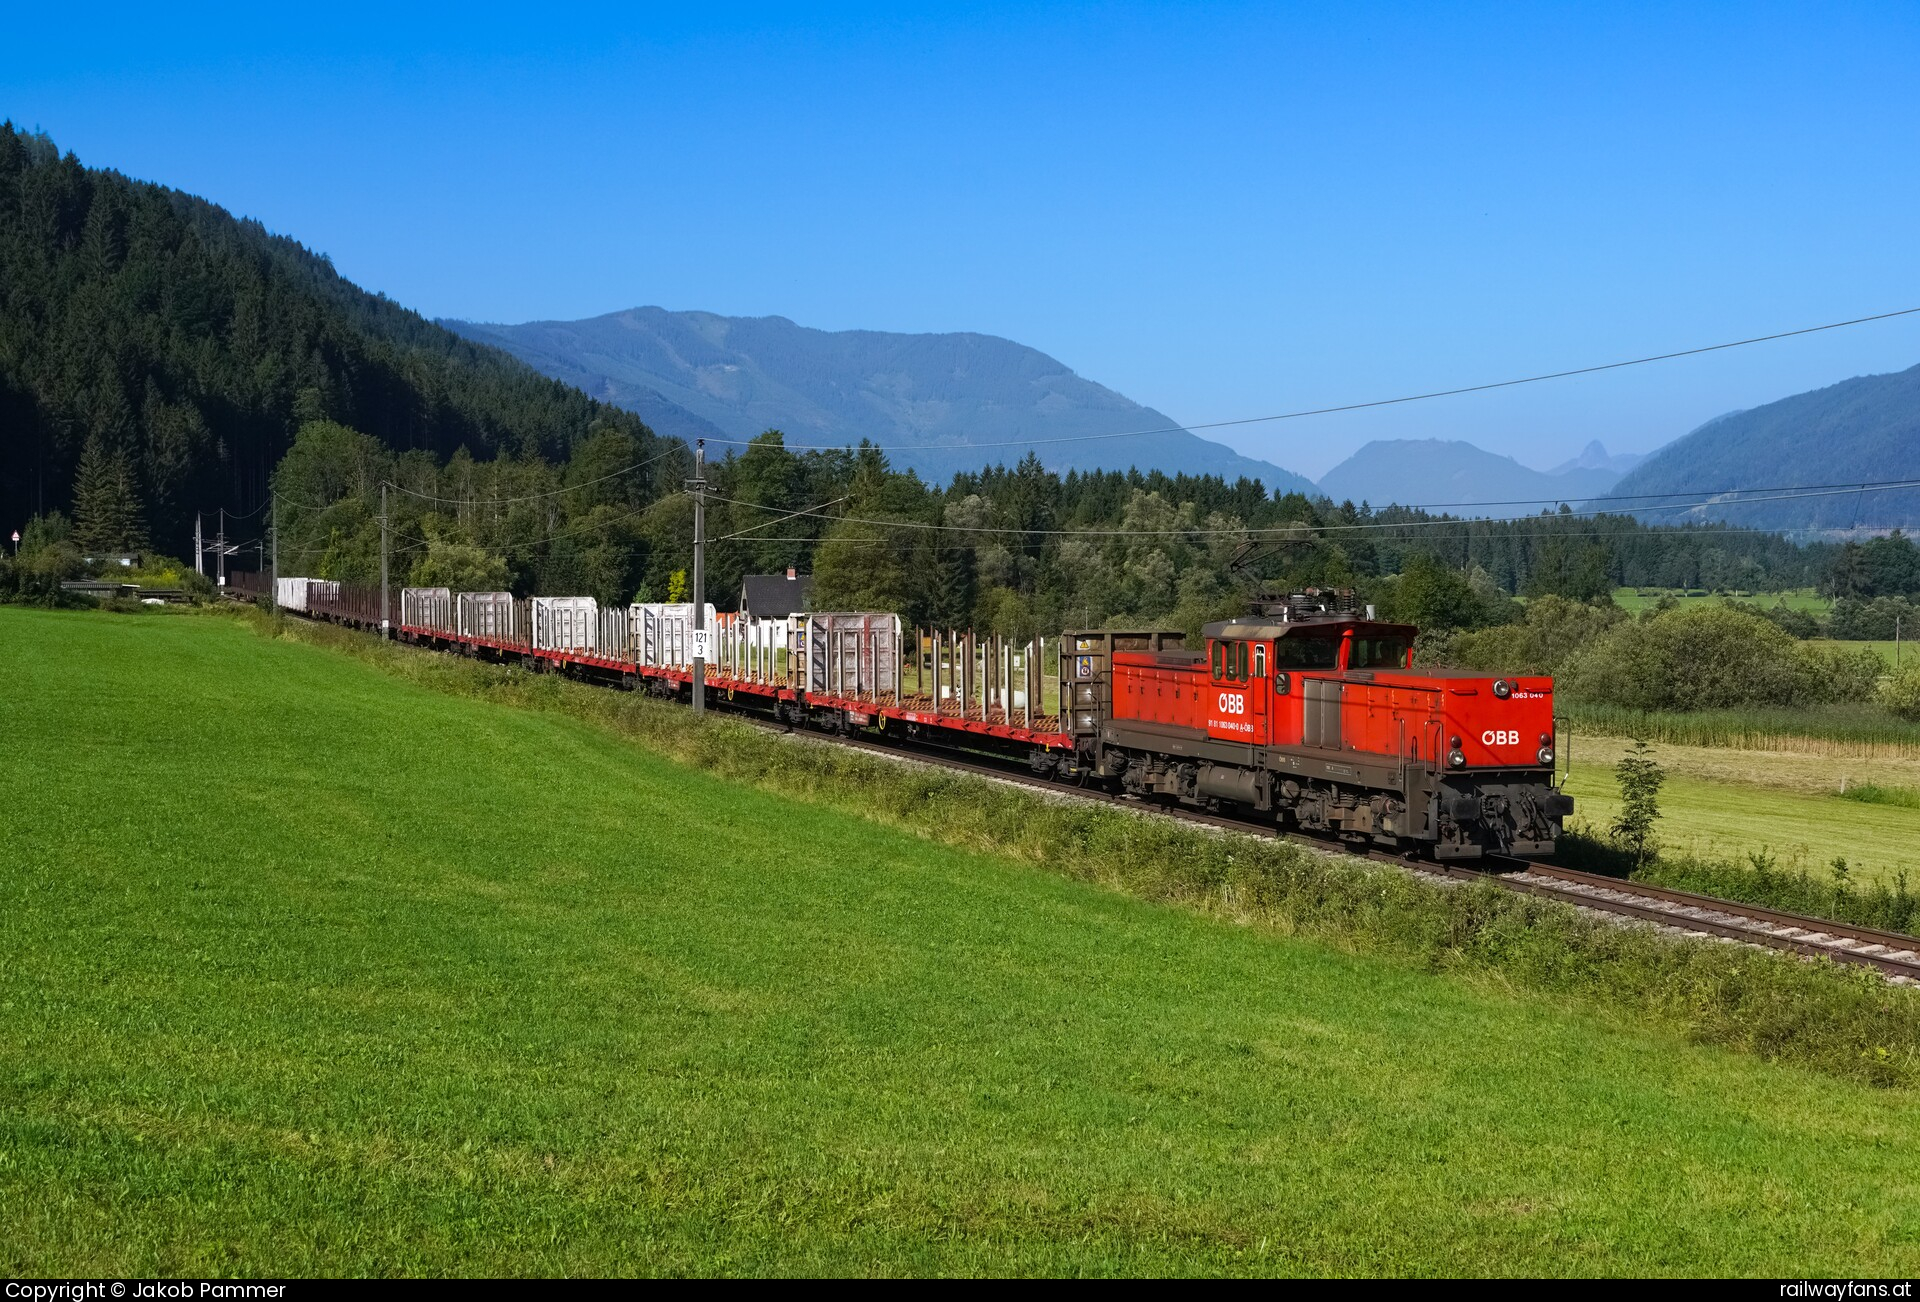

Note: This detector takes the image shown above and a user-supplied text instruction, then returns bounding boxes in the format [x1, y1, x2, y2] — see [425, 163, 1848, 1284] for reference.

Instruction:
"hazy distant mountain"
[1605, 363, 1920, 532]
[1316, 438, 1626, 515]
[443, 307, 1317, 490]
[1549, 439, 1650, 477]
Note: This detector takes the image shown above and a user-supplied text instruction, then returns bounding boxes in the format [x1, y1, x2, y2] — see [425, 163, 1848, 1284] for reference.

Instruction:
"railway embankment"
[233, 604, 1920, 1089]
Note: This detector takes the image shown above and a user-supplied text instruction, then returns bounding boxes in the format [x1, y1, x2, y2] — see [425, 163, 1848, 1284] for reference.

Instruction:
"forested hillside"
[1606, 363, 1920, 531]
[0, 124, 667, 556]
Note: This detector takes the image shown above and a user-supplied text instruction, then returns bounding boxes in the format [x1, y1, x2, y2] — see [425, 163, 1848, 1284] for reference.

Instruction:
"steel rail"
[1518, 861, 1920, 953]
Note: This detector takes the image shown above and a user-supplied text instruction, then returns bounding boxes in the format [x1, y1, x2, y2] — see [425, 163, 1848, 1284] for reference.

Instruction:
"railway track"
[755, 713, 1920, 985]
[1490, 862, 1920, 983]
[263, 600, 1920, 986]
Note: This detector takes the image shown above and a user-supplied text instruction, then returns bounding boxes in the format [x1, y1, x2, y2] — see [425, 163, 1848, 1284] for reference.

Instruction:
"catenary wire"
[379, 443, 689, 507]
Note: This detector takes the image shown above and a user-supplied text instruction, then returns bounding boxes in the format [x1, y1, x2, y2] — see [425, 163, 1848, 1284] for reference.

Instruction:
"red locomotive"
[1057, 594, 1571, 857]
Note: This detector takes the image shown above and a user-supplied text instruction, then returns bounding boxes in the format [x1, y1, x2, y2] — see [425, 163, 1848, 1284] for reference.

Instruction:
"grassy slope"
[1564, 737, 1920, 887]
[5, 610, 1920, 1275]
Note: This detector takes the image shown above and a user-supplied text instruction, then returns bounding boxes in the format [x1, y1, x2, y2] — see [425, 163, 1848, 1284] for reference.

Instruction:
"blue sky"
[7, 2, 1919, 478]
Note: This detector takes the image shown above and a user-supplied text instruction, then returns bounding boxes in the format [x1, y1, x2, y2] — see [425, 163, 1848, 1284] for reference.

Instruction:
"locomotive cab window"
[1272, 635, 1340, 670]
[1252, 644, 1266, 678]
[1211, 641, 1224, 679]
[1349, 636, 1410, 670]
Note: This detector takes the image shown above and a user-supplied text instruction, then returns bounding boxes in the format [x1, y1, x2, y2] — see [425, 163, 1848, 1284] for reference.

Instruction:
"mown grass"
[1563, 742, 1920, 892]
[9, 606, 1920, 1275]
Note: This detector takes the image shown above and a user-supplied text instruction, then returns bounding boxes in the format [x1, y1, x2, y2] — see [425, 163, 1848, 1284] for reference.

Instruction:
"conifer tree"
[71, 434, 148, 555]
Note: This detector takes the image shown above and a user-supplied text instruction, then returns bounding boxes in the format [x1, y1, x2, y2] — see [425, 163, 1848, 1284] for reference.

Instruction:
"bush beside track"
[234, 605, 1920, 1089]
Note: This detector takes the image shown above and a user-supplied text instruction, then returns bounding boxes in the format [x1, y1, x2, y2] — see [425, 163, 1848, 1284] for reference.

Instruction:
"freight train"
[255, 576, 1571, 859]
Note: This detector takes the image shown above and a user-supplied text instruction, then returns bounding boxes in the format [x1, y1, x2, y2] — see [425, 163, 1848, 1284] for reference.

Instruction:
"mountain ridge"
[444, 306, 1318, 491]
[1603, 363, 1920, 532]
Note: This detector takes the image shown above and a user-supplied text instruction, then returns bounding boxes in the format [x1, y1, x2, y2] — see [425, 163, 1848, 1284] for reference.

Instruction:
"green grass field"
[9, 607, 1920, 1276]
[1610, 586, 1832, 616]
[1564, 736, 1920, 888]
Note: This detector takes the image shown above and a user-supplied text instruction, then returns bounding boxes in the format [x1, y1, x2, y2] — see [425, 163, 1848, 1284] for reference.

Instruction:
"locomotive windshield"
[1271, 635, 1340, 670]
[1348, 636, 1410, 669]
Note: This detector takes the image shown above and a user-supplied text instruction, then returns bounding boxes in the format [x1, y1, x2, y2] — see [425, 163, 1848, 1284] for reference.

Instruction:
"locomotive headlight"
[1448, 750, 1466, 769]
[1448, 735, 1462, 750]
[1492, 679, 1512, 699]
[1538, 746, 1555, 766]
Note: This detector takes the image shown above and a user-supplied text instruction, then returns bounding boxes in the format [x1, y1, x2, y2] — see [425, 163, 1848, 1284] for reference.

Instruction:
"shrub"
[1882, 663, 1920, 723]
[1564, 604, 1884, 711]
[1801, 641, 1889, 704]
[1764, 604, 1823, 639]
[1564, 605, 1804, 710]
[1442, 595, 1626, 674]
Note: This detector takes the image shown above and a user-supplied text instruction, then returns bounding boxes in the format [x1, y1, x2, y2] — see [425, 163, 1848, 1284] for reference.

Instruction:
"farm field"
[1563, 736, 1920, 887]
[1609, 586, 1831, 616]
[9, 608, 1920, 1276]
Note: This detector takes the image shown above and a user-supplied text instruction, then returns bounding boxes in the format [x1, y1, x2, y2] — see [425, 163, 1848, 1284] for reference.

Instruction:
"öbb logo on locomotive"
[276, 581, 1573, 862]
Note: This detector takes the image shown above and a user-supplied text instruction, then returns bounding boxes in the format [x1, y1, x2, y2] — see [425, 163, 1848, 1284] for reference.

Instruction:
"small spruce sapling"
[1611, 738, 1665, 867]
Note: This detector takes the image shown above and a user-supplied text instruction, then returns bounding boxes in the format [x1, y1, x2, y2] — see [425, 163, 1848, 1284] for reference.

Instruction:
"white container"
[531, 596, 600, 653]
[633, 602, 718, 669]
[400, 586, 453, 632]
[274, 577, 310, 612]
[457, 591, 516, 642]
